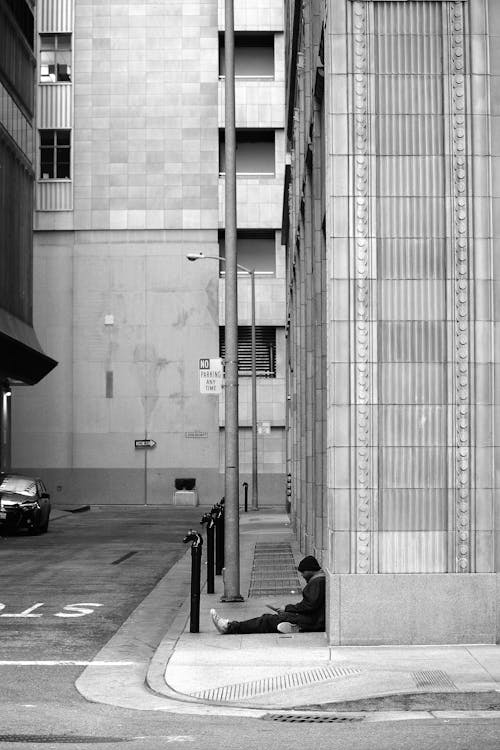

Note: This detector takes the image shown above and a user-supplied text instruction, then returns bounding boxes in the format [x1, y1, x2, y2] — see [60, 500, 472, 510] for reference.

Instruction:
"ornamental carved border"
[351, 1, 373, 573]
[449, 1, 472, 573]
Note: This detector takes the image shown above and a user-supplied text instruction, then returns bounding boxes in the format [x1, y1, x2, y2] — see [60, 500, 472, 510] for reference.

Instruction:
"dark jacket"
[283, 571, 325, 631]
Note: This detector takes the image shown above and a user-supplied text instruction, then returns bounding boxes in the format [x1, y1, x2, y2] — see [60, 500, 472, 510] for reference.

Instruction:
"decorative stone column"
[325, 0, 497, 644]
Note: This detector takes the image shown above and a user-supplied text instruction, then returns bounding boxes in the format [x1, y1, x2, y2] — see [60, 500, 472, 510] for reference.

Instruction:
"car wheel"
[29, 517, 49, 535]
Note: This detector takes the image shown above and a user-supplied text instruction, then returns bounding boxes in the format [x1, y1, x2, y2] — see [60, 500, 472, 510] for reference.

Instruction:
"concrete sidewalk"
[76, 509, 500, 718]
[146, 511, 500, 713]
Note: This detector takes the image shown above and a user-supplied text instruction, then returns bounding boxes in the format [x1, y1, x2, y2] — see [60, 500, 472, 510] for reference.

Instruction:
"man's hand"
[266, 603, 285, 613]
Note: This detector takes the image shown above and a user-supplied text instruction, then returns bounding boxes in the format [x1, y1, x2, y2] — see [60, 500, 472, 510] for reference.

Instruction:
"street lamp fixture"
[186, 252, 259, 516]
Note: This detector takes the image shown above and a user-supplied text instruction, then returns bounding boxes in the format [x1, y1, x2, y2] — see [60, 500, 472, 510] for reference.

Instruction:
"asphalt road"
[0, 506, 499, 750]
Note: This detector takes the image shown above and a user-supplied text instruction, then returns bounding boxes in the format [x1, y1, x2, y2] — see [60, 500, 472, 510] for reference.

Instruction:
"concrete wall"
[488, 0, 500, 578]
[13, 0, 287, 506]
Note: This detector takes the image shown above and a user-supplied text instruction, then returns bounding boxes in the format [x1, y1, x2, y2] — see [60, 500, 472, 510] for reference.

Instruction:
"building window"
[39, 129, 70, 179]
[219, 230, 276, 275]
[40, 34, 71, 82]
[219, 129, 275, 176]
[219, 32, 274, 78]
[220, 326, 276, 377]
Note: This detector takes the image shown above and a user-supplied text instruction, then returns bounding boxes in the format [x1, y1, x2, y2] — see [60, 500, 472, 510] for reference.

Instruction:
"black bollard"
[200, 511, 215, 594]
[242, 481, 248, 512]
[214, 498, 225, 575]
[183, 529, 203, 633]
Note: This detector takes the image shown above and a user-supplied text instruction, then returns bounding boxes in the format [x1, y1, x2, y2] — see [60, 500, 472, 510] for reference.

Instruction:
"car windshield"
[0, 476, 37, 497]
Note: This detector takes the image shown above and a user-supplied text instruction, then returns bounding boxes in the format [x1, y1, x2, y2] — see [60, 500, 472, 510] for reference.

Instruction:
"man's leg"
[226, 613, 280, 634]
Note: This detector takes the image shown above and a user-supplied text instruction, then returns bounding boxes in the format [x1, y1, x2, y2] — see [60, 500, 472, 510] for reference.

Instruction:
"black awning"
[0, 310, 57, 385]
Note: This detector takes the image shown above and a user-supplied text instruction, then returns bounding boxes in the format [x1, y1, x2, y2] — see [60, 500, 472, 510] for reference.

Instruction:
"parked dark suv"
[0, 474, 51, 535]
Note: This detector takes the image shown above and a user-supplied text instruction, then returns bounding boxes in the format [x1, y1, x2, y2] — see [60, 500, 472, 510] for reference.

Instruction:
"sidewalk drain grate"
[0, 737, 127, 744]
[262, 714, 363, 723]
[190, 665, 362, 702]
[412, 670, 457, 691]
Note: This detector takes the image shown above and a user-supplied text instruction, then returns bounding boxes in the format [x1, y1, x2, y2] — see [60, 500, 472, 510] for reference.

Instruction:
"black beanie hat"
[297, 555, 321, 572]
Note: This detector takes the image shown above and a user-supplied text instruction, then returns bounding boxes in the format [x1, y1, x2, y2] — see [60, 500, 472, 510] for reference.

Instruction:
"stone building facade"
[283, 0, 499, 643]
[12, 0, 286, 506]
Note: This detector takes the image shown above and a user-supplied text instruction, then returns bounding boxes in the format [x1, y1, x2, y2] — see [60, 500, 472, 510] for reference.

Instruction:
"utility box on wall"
[173, 478, 198, 506]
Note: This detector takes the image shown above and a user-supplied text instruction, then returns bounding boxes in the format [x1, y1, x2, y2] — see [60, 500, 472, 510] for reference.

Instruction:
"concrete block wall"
[15, 0, 287, 506]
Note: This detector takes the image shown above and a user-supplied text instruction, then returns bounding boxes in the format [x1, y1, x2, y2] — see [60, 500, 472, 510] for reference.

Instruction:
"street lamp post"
[222, 0, 242, 601]
[187, 253, 259, 515]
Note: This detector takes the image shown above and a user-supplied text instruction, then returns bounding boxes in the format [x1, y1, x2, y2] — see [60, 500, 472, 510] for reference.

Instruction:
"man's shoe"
[277, 621, 300, 634]
[210, 608, 230, 634]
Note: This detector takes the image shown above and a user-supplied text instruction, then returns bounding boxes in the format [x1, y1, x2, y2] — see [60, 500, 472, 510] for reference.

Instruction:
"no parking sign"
[199, 358, 224, 394]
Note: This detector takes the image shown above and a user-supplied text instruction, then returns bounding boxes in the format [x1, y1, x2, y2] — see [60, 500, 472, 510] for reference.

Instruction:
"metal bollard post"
[214, 498, 225, 575]
[183, 529, 203, 633]
[286, 472, 292, 514]
[242, 481, 248, 512]
[200, 511, 215, 594]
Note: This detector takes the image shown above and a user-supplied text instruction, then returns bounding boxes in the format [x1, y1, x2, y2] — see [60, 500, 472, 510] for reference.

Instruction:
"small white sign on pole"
[199, 358, 224, 394]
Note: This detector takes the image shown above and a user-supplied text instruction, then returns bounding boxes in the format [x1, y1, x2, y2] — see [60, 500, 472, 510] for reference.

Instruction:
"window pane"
[219, 231, 276, 275]
[40, 51, 55, 66]
[236, 138, 274, 174]
[219, 130, 276, 175]
[40, 148, 54, 179]
[57, 63, 71, 82]
[56, 148, 70, 178]
[39, 130, 54, 146]
[56, 130, 70, 146]
[40, 52, 56, 82]
[235, 46, 274, 76]
[57, 34, 71, 50]
[40, 34, 55, 50]
[238, 235, 275, 273]
[220, 32, 274, 78]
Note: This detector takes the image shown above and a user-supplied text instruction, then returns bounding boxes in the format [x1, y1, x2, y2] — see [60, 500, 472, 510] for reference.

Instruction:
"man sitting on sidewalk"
[210, 555, 325, 635]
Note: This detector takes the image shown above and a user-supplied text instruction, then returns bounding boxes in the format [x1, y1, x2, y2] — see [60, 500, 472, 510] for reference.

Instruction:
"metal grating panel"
[248, 542, 302, 596]
[262, 714, 363, 724]
[412, 670, 457, 691]
[191, 665, 362, 702]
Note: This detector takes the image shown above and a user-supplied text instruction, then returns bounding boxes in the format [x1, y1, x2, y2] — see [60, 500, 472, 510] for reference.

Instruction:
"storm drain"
[191, 665, 362, 702]
[412, 670, 457, 691]
[262, 714, 363, 723]
[0, 737, 127, 744]
[248, 542, 302, 596]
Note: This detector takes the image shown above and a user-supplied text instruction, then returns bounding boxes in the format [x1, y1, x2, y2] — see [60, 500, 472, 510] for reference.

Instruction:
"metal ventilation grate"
[191, 665, 362, 702]
[412, 670, 457, 691]
[262, 714, 363, 723]
[248, 542, 302, 596]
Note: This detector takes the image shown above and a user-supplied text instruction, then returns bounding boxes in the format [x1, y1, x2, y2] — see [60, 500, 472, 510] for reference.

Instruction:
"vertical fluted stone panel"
[348, 0, 474, 573]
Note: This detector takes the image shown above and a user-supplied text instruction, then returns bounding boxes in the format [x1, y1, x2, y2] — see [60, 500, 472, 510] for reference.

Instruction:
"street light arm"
[185, 253, 254, 276]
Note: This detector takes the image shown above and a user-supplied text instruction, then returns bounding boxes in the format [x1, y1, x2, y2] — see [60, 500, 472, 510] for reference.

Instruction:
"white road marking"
[133, 738, 195, 744]
[0, 660, 139, 666]
[0, 602, 103, 618]
[0, 603, 44, 617]
[54, 603, 103, 618]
